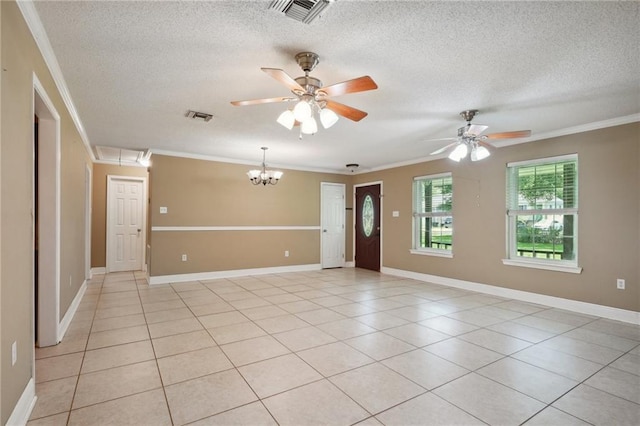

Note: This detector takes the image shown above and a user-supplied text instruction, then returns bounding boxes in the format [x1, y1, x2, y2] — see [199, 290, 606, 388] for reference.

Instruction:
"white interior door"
[107, 176, 145, 272]
[321, 182, 345, 268]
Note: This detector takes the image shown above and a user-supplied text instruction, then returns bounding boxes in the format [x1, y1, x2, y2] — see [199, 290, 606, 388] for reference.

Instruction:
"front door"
[321, 183, 345, 268]
[355, 184, 381, 271]
[107, 177, 145, 272]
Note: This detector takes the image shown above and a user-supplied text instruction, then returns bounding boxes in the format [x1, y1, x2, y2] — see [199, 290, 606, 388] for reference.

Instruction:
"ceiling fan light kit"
[448, 143, 468, 162]
[277, 110, 296, 130]
[431, 109, 531, 162]
[470, 145, 490, 161]
[231, 51, 378, 138]
[320, 107, 339, 128]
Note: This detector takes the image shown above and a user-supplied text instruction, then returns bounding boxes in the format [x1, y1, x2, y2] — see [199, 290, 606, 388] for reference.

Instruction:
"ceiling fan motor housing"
[295, 52, 320, 73]
[294, 75, 323, 95]
[460, 109, 478, 123]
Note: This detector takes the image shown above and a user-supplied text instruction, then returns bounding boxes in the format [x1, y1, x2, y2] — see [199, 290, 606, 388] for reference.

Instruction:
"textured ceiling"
[32, 0, 640, 172]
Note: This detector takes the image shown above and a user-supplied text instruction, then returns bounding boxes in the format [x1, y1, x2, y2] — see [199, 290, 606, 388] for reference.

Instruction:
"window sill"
[502, 258, 582, 274]
[410, 249, 453, 259]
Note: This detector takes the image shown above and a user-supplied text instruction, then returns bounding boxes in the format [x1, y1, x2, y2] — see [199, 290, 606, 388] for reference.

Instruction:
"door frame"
[85, 165, 92, 279]
[353, 181, 383, 269]
[33, 74, 61, 348]
[106, 175, 148, 272]
[320, 182, 346, 269]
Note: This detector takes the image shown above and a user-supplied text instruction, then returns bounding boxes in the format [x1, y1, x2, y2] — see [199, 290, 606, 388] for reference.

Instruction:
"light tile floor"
[29, 269, 640, 425]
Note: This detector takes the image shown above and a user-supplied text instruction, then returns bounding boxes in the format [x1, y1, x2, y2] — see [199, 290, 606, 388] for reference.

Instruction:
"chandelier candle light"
[247, 147, 283, 186]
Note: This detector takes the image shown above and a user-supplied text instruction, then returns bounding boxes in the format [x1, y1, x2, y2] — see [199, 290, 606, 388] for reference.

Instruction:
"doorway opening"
[34, 77, 61, 347]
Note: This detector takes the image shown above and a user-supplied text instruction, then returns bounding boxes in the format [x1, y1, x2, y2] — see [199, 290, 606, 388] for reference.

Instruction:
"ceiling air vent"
[186, 110, 213, 122]
[268, 0, 335, 24]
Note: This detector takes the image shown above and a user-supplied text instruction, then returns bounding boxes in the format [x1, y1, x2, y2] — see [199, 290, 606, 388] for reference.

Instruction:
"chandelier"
[247, 147, 283, 186]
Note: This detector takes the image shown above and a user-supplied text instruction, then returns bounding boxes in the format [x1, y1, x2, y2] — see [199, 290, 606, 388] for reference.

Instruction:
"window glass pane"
[515, 160, 577, 211]
[515, 214, 575, 260]
[414, 174, 452, 252]
[431, 220, 452, 250]
[507, 156, 578, 265]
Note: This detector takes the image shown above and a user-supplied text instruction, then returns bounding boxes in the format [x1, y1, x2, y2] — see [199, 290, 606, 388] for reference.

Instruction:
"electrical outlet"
[12, 341, 17, 366]
[616, 279, 625, 290]
[160, 206, 168, 214]
[181, 254, 187, 262]
[284, 250, 289, 257]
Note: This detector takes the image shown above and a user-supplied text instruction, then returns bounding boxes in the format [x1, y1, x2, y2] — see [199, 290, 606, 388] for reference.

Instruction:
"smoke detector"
[268, 0, 336, 24]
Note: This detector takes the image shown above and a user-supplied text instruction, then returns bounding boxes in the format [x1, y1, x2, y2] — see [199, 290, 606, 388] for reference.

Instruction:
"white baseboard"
[149, 264, 322, 285]
[382, 267, 640, 325]
[90, 267, 105, 276]
[58, 279, 87, 341]
[345, 261, 355, 268]
[6, 378, 37, 426]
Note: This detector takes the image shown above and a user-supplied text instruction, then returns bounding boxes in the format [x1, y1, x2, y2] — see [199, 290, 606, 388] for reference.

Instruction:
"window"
[412, 173, 453, 257]
[504, 154, 581, 273]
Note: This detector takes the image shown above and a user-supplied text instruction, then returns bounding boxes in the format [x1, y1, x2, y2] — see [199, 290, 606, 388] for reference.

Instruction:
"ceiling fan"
[429, 110, 531, 161]
[230, 52, 378, 135]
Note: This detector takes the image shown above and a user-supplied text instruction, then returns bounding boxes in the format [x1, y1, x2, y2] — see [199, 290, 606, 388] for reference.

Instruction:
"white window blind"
[412, 173, 453, 255]
[505, 154, 579, 269]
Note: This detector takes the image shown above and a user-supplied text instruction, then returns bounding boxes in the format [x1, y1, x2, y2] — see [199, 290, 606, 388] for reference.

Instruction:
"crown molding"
[17, 0, 96, 162]
[364, 113, 640, 174]
[494, 113, 640, 148]
[150, 149, 350, 175]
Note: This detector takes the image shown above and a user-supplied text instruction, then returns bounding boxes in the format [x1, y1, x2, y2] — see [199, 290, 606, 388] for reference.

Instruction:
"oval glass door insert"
[362, 194, 374, 237]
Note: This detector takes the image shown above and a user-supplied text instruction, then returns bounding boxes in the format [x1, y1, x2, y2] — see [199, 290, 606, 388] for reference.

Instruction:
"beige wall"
[148, 125, 639, 313]
[149, 155, 350, 276]
[353, 123, 639, 312]
[1, 2, 92, 422]
[91, 163, 148, 269]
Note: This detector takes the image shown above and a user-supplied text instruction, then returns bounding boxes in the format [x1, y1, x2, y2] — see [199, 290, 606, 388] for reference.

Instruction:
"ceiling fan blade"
[230, 96, 294, 106]
[485, 130, 532, 140]
[261, 68, 305, 92]
[324, 100, 368, 122]
[318, 76, 378, 97]
[477, 139, 495, 149]
[425, 137, 457, 143]
[430, 141, 459, 155]
[466, 124, 489, 136]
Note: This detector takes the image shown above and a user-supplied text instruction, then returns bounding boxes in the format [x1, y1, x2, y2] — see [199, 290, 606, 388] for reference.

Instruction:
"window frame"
[502, 154, 582, 274]
[411, 172, 453, 258]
